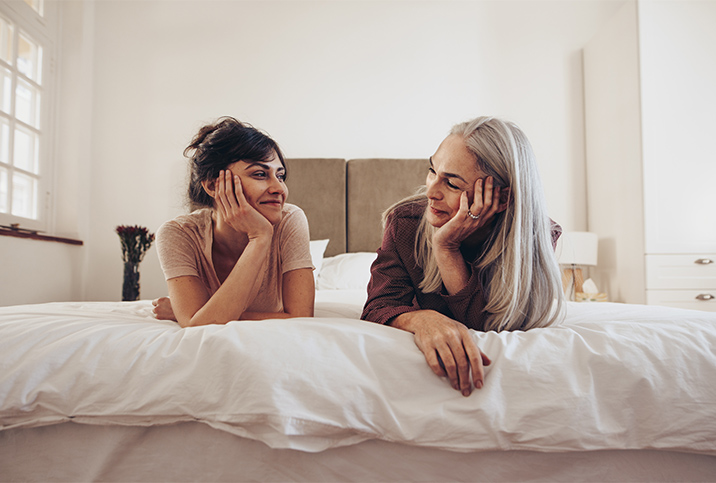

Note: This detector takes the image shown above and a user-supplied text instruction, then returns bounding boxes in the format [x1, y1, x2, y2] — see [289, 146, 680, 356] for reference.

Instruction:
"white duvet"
[1, 298, 715, 455]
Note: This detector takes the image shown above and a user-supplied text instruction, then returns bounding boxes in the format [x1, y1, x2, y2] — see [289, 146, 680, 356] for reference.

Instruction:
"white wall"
[0, 0, 93, 306]
[0, 236, 84, 305]
[2, 0, 626, 304]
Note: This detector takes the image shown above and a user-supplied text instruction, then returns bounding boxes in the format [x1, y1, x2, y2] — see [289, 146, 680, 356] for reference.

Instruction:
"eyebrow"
[244, 162, 285, 173]
[429, 157, 467, 184]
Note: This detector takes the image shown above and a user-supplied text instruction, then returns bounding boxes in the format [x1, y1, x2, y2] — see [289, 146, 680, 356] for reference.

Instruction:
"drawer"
[646, 289, 716, 312]
[645, 254, 716, 289]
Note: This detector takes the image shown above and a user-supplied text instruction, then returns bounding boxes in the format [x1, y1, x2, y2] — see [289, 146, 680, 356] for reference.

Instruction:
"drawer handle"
[695, 258, 714, 265]
[695, 294, 715, 301]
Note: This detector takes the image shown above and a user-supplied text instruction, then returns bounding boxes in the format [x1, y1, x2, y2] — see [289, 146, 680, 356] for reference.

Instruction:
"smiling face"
[425, 134, 486, 228]
[226, 152, 288, 225]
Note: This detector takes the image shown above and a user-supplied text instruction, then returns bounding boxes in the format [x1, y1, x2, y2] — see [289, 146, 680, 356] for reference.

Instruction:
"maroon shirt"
[360, 197, 561, 331]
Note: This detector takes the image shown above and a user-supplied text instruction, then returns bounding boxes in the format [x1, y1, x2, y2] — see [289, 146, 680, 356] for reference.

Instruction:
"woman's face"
[425, 134, 486, 228]
[225, 151, 288, 225]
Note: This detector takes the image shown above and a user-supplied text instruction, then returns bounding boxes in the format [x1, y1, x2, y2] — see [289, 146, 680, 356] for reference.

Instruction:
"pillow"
[316, 252, 377, 291]
[309, 239, 330, 281]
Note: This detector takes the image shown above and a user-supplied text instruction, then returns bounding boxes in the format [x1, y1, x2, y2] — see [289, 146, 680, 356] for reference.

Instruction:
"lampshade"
[556, 231, 598, 266]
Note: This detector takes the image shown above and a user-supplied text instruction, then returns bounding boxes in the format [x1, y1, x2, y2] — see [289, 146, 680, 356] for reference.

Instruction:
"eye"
[277, 171, 287, 182]
[447, 180, 460, 190]
[252, 171, 267, 179]
[427, 167, 436, 176]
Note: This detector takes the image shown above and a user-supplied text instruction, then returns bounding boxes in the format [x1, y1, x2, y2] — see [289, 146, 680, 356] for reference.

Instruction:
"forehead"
[432, 135, 482, 179]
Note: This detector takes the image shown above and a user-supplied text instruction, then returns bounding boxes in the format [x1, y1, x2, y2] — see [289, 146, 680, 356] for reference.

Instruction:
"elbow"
[177, 318, 198, 328]
[180, 313, 224, 328]
[287, 307, 314, 318]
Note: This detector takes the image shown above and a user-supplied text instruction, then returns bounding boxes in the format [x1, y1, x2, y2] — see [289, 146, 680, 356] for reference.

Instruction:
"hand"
[152, 296, 177, 321]
[394, 310, 491, 396]
[433, 176, 502, 250]
[215, 170, 273, 239]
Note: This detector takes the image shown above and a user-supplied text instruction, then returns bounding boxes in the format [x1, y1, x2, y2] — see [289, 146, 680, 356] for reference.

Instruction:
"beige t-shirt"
[156, 203, 314, 313]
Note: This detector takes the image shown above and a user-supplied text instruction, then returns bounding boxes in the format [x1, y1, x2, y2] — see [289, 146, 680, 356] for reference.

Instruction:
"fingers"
[468, 176, 502, 224]
[423, 349, 448, 378]
[435, 344, 463, 392]
[425, 334, 475, 397]
[215, 171, 252, 227]
[411, 313, 490, 396]
[222, 170, 239, 211]
[484, 182, 501, 219]
[214, 171, 229, 219]
[232, 174, 248, 206]
[459, 190, 470, 214]
[151, 297, 164, 317]
[470, 177, 490, 214]
[445, 336, 473, 397]
[463, 335, 486, 390]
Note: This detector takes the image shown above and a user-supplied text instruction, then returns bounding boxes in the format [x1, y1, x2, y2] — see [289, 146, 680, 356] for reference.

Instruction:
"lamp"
[555, 231, 598, 300]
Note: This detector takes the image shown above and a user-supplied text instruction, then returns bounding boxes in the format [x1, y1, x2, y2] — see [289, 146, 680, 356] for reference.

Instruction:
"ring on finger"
[467, 210, 480, 220]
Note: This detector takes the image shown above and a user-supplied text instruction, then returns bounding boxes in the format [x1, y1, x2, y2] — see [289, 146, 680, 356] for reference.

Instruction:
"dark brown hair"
[184, 117, 286, 210]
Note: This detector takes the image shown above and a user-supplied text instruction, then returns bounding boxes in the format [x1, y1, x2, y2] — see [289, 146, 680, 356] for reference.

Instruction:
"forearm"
[186, 237, 271, 327]
[240, 311, 292, 320]
[238, 268, 316, 320]
[433, 247, 470, 296]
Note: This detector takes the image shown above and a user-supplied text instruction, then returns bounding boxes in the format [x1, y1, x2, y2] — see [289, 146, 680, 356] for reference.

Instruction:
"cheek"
[446, 193, 462, 215]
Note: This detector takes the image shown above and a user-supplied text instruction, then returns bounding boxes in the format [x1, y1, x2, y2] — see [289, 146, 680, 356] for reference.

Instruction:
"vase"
[122, 261, 141, 301]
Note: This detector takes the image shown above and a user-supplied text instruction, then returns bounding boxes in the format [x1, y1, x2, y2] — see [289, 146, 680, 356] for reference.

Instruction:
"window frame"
[0, 0, 56, 233]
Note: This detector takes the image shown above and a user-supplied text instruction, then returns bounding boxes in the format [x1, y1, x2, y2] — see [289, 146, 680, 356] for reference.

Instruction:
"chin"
[262, 211, 284, 226]
[426, 211, 450, 228]
[255, 203, 284, 225]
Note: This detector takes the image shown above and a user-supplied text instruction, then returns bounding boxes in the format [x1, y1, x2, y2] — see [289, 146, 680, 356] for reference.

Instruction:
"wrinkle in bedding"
[0, 300, 715, 455]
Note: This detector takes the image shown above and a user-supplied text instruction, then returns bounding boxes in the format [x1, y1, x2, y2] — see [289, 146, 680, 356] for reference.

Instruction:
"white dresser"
[645, 255, 716, 311]
[583, 0, 716, 311]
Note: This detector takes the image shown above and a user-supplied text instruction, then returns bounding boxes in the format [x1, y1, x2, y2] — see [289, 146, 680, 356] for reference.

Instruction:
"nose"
[269, 173, 287, 196]
[425, 174, 441, 200]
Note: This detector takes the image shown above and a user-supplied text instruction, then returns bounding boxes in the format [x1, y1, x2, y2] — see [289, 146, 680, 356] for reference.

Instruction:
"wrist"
[432, 232, 461, 252]
[246, 228, 273, 242]
[243, 234, 272, 255]
[392, 310, 433, 333]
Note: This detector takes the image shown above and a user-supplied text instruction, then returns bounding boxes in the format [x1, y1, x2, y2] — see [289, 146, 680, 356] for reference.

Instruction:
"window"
[0, 0, 53, 231]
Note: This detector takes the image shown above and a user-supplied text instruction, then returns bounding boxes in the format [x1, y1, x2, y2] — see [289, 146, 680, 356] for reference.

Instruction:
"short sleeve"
[278, 206, 314, 274]
[156, 221, 201, 281]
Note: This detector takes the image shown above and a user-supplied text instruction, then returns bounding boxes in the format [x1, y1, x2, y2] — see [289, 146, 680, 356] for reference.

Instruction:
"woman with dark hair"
[361, 116, 564, 396]
[152, 117, 314, 327]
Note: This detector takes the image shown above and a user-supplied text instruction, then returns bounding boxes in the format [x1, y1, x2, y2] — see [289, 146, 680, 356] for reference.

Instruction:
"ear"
[497, 187, 511, 213]
[201, 179, 217, 199]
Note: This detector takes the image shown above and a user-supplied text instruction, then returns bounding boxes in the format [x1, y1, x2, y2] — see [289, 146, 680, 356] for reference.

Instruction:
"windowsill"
[0, 227, 83, 246]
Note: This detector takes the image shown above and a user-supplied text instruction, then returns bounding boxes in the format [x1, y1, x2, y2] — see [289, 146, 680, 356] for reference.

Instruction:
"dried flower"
[116, 225, 155, 264]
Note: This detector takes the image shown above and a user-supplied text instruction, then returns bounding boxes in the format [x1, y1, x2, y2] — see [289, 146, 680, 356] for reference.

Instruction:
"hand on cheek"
[215, 170, 273, 239]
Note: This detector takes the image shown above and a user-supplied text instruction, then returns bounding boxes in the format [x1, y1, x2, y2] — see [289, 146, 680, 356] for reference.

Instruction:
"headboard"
[286, 158, 428, 257]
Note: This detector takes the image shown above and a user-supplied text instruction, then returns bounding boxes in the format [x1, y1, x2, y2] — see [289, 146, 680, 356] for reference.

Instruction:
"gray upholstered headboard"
[286, 158, 428, 257]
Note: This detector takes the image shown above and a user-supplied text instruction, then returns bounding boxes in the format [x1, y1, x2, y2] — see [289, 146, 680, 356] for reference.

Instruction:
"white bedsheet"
[1, 298, 715, 455]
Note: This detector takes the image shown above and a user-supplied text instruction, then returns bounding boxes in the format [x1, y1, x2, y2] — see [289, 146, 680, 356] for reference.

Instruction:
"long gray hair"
[385, 117, 564, 331]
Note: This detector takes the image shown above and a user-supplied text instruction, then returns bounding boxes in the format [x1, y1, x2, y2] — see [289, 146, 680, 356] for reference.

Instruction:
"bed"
[1, 158, 716, 482]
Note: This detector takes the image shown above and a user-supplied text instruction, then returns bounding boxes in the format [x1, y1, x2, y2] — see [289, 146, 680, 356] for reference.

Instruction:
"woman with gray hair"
[361, 116, 564, 397]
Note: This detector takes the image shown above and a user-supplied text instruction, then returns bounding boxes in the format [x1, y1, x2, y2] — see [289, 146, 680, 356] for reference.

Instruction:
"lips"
[259, 199, 283, 207]
[429, 205, 448, 216]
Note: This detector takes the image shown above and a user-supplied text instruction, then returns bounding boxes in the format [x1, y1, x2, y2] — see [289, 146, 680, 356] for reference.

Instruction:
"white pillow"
[316, 252, 377, 291]
[309, 239, 330, 281]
